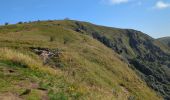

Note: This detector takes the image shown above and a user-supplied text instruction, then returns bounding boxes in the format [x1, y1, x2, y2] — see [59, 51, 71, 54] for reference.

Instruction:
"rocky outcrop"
[30, 47, 63, 67]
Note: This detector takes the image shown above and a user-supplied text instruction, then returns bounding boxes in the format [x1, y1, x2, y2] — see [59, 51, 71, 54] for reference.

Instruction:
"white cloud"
[155, 1, 170, 9]
[102, 0, 129, 5]
[110, 0, 129, 4]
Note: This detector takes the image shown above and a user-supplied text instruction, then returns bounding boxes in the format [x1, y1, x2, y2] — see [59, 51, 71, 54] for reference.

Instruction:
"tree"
[37, 20, 41, 22]
[18, 21, 23, 24]
[64, 17, 70, 20]
[5, 22, 9, 25]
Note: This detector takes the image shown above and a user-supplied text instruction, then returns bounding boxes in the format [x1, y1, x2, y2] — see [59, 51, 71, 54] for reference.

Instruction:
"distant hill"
[0, 20, 168, 99]
[157, 37, 170, 48]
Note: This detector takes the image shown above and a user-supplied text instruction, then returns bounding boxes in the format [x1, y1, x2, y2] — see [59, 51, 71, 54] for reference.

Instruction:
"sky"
[0, 0, 170, 38]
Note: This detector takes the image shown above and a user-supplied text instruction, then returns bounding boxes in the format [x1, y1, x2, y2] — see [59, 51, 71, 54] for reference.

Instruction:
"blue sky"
[0, 0, 170, 38]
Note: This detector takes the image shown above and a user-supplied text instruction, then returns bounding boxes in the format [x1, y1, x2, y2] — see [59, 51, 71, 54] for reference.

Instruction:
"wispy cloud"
[102, 0, 129, 5]
[110, 0, 129, 4]
[155, 1, 170, 9]
[101, 0, 170, 10]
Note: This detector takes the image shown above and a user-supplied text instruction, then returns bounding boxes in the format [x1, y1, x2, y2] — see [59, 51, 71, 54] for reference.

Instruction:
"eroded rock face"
[104, 30, 170, 99]
[109, 30, 170, 99]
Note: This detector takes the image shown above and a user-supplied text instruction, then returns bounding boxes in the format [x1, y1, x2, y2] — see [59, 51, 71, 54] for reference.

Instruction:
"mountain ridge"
[0, 19, 168, 99]
[47, 19, 170, 99]
[157, 37, 170, 48]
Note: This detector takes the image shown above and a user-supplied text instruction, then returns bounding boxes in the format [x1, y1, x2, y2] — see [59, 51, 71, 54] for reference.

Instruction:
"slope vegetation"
[42, 20, 170, 99]
[157, 37, 170, 48]
[0, 21, 161, 100]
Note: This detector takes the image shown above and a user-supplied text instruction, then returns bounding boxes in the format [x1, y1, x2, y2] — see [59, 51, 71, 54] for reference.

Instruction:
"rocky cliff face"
[96, 31, 170, 99]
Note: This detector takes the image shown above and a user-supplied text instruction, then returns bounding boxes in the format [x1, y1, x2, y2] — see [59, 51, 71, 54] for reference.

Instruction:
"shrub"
[63, 37, 70, 44]
[49, 36, 55, 42]
[18, 21, 23, 24]
[64, 18, 70, 20]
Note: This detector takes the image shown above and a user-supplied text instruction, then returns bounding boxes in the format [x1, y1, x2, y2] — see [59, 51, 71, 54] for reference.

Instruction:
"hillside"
[51, 20, 170, 99]
[157, 37, 170, 48]
[0, 20, 164, 100]
[35, 20, 170, 99]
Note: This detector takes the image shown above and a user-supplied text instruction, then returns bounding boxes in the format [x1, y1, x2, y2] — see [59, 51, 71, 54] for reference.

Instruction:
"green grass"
[0, 21, 163, 100]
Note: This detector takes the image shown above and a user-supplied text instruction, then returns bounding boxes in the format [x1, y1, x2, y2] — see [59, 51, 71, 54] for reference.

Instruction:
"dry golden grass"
[0, 48, 61, 75]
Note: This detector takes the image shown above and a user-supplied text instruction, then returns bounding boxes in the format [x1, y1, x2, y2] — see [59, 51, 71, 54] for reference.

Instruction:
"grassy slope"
[157, 37, 170, 48]
[0, 21, 161, 100]
[49, 20, 170, 99]
[52, 20, 170, 55]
